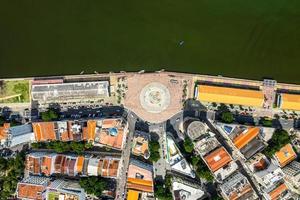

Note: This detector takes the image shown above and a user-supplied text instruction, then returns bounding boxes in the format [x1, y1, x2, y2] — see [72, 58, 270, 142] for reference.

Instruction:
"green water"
[0, 0, 300, 83]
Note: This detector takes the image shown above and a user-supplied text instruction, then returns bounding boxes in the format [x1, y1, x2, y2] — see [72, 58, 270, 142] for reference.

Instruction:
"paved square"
[125, 73, 186, 123]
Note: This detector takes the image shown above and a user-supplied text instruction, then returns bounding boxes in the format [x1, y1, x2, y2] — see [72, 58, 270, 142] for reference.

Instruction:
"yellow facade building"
[197, 85, 264, 107]
[279, 93, 300, 111]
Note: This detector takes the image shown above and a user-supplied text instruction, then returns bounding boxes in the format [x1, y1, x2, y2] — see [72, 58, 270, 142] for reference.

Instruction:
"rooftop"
[32, 122, 56, 141]
[31, 81, 109, 102]
[204, 147, 232, 172]
[268, 183, 289, 200]
[172, 181, 205, 200]
[127, 159, 154, 193]
[194, 132, 220, 156]
[274, 144, 297, 167]
[93, 118, 127, 149]
[220, 172, 256, 200]
[279, 93, 300, 111]
[233, 127, 260, 150]
[17, 176, 50, 200]
[0, 123, 10, 140]
[186, 120, 207, 141]
[197, 85, 264, 107]
[132, 131, 150, 159]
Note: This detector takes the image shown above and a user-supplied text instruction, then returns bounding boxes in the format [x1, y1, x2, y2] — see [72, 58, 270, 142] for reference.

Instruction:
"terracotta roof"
[233, 127, 260, 150]
[253, 158, 268, 171]
[102, 118, 120, 128]
[76, 156, 84, 173]
[99, 128, 124, 149]
[82, 127, 88, 141]
[27, 156, 41, 174]
[204, 147, 232, 172]
[228, 185, 252, 200]
[87, 120, 96, 141]
[18, 183, 45, 200]
[198, 85, 264, 107]
[275, 144, 296, 167]
[32, 122, 56, 141]
[41, 156, 52, 176]
[269, 183, 288, 200]
[60, 130, 70, 141]
[0, 123, 10, 140]
[108, 160, 119, 177]
[280, 93, 300, 111]
[102, 159, 109, 177]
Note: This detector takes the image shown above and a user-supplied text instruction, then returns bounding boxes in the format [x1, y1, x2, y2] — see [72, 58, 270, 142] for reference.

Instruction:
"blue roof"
[9, 124, 33, 136]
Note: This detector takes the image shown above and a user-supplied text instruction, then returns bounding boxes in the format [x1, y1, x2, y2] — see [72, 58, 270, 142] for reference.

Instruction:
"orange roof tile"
[233, 127, 260, 150]
[204, 147, 232, 172]
[0, 123, 10, 140]
[275, 144, 296, 167]
[99, 128, 124, 149]
[127, 178, 154, 193]
[82, 127, 88, 141]
[87, 120, 96, 141]
[32, 122, 56, 141]
[102, 119, 120, 128]
[269, 183, 288, 200]
[108, 160, 119, 177]
[76, 156, 84, 173]
[229, 185, 252, 200]
[102, 159, 109, 177]
[60, 130, 69, 141]
[41, 156, 52, 176]
[26, 156, 41, 174]
[18, 183, 45, 200]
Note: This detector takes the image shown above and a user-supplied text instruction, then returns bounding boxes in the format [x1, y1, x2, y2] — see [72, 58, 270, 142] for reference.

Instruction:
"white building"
[31, 81, 110, 104]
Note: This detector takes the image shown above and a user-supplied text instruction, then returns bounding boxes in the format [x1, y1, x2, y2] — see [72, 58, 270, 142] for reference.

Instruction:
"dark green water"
[0, 0, 300, 83]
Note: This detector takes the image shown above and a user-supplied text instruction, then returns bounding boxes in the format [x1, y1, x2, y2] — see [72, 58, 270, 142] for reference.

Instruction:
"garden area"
[0, 80, 29, 103]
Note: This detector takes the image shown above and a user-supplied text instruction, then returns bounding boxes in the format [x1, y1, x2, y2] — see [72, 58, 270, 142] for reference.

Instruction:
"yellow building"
[279, 93, 300, 111]
[197, 85, 264, 107]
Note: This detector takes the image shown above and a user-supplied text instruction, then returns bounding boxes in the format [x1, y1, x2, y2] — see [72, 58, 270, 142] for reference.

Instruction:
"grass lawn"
[0, 80, 30, 103]
[0, 1, 300, 83]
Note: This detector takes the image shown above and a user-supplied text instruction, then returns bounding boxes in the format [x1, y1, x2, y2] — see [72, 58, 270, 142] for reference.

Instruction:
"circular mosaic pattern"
[139, 82, 171, 113]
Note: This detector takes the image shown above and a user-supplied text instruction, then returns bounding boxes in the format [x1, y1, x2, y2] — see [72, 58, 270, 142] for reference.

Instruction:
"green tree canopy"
[149, 141, 161, 162]
[264, 129, 291, 157]
[41, 109, 59, 121]
[221, 111, 234, 123]
[183, 137, 194, 153]
[79, 177, 107, 197]
[191, 155, 214, 182]
[154, 175, 173, 200]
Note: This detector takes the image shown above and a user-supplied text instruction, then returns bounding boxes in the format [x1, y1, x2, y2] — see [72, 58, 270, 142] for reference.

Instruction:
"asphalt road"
[115, 110, 137, 200]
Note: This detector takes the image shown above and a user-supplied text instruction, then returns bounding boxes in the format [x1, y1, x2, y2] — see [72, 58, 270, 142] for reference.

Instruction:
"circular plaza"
[124, 73, 191, 123]
[139, 82, 171, 113]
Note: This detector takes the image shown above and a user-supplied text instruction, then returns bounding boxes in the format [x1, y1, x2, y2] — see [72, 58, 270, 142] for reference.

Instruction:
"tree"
[0, 151, 25, 199]
[264, 129, 291, 157]
[79, 177, 107, 197]
[183, 137, 194, 153]
[41, 109, 58, 121]
[261, 117, 273, 127]
[149, 141, 161, 162]
[70, 142, 85, 154]
[154, 175, 173, 200]
[221, 112, 234, 123]
[191, 155, 214, 182]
